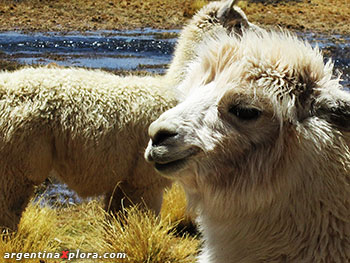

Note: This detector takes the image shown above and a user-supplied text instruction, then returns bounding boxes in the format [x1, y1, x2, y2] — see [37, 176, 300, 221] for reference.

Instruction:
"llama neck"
[189, 163, 350, 263]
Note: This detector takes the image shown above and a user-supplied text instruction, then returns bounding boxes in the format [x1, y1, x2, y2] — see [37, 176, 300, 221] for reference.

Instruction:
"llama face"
[145, 71, 281, 180]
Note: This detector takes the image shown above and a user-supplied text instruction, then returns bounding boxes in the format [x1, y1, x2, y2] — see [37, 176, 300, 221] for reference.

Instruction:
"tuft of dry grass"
[55, 201, 108, 253]
[1, 185, 199, 263]
[102, 206, 199, 263]
[161, 183, 194, 227]
[0, 203, 64, 262]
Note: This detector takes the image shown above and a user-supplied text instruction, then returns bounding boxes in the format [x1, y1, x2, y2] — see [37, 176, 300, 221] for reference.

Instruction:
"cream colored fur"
[0, 0, 256, 231]
[0, 68, 176, 230]
[146, 29, 350, 262]
[167, 0, 260, 91]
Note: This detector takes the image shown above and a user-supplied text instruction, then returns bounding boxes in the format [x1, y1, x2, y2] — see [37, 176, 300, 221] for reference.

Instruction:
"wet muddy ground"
[0, 29, 349, 205]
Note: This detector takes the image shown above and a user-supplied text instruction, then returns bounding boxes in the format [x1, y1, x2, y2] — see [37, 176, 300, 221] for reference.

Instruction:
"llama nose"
[152, 129, 178, 146]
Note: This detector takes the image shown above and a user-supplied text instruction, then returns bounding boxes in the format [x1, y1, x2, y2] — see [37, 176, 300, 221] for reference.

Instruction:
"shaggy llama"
[145, 30, 350, 262]
[166, 0, 259, 90]
[0, 0, 255, 230]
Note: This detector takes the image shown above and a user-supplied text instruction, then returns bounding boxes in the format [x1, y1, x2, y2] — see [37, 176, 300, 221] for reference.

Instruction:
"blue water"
[0, 29, 178, 73]
[299, 32, 350, 90]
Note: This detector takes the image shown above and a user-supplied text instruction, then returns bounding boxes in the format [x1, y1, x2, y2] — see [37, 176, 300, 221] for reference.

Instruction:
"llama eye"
[229, 105, 261, 120]
[234, 23, 242, 32]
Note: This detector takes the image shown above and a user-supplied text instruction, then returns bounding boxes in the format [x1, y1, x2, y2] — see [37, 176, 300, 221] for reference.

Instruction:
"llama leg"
[0, 137, 53, 231]
[0, 172, 35, 231]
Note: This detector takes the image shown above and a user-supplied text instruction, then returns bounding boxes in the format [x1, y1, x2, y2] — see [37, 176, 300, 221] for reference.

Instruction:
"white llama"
[145, 30, 350, 262]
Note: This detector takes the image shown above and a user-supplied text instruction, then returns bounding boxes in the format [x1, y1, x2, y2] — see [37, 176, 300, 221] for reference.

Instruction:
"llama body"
[0, 68, 175, 230]
[0, 0, 255, 230]
[145, 30, 350, 262]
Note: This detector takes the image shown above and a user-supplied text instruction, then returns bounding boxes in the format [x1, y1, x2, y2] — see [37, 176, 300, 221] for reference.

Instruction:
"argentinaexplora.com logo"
[3, 250, 127, 261]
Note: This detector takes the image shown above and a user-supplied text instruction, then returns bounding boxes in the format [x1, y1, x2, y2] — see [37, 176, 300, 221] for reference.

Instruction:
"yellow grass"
[0, 204, 64, 262]
[0, 0, 348, 34]
[103, 206, 199, 263]
[1, 185, 200, 263]
[161, 183, 192, 224]
[240, 0, 350, 34]
[0, 0, 192, 31]
[183, 0, 210, 18]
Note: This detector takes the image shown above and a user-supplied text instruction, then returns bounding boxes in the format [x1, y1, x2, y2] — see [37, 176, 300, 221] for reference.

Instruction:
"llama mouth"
[154, 158, 188, 174]
[150, 147, 200, 174]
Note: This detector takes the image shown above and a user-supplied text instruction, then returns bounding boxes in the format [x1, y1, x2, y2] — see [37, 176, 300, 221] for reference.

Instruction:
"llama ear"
[314, 89, 350, 131]
[217, 0, 249, 34]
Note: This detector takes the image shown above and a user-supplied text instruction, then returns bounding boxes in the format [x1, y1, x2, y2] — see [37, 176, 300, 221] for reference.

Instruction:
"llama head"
[217, 0, 256, 33]
[145, 30, 350, 206]
[167, 0, 260, 90]
[192, 0, 256, 35]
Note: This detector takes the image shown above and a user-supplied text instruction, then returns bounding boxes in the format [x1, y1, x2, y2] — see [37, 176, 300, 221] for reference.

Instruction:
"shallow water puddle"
[0, 29, 178, 73]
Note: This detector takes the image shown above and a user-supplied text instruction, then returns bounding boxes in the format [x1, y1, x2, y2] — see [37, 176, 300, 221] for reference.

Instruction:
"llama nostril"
[152, 129, 178, 146]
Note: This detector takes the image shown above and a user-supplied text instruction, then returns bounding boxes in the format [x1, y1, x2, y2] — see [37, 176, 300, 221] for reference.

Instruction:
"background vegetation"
[0, 0, 348, 34]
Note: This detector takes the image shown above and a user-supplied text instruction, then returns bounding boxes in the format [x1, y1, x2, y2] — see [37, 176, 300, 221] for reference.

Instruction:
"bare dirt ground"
[0, 0, 348, 34]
